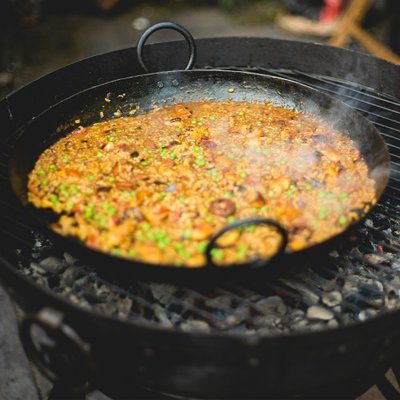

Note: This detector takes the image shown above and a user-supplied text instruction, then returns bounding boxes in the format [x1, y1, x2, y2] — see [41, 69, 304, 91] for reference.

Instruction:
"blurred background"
[0, 0, 399, 100]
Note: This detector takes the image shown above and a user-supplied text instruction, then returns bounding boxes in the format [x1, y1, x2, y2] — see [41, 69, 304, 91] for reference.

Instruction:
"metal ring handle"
[19, 308, 94, 394]
[137, 22, 197, 72]
[205, 218, 288, 269]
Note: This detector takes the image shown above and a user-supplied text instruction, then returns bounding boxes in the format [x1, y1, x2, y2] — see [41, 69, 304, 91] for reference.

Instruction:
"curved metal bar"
[137, 22, 197, 72]
[19, 308, 94, 394]
[205, 218, 288, 269]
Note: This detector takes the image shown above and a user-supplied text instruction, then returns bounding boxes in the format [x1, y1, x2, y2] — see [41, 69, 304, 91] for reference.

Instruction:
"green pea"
[84, 204, 94, 219]
[197, 241, 208, 254]
[175, 242, 185, 251]
[210, 248, 224, 262]
[318, 206, 329, 220]
[128, 249, 138, 257]
[136, 232, 144, 242]
[339, 192, 349, 201]
[175, 242, 190, 260]
[245, 225, 257, 233]
[71, 184, 79, 194]
[236, 244, 248, 261]
[195, 159, 207, 167]
[37, 170, 46, 177]
[50, 194, 59, 206]
[104, 205, 116, 216]
[182, 227, 192, 239]
[224, 191, 233, 199]
[142, 222, 151, 231]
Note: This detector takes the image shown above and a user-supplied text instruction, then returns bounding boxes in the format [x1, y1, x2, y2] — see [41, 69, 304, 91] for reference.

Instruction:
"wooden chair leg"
[349, 24, 400, 64]
[329, 0, 371, 47]
[329, 0, 400, 64]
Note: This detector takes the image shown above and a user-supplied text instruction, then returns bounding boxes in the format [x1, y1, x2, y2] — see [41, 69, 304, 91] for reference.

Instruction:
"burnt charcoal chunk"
[39, 257, 67, 274]
[166, 302, 183, 314]
[357, 283, 384, 306]
[61, 266, 81, 286]
[73, 276, 89, 291]
[342, 294, 370, 312]
[82, 291, 108, 304]
[47, 275, 60, 289]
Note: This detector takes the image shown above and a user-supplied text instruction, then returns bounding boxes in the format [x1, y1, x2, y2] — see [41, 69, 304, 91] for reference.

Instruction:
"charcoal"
[253, 314, 280, 327]
[73, 276, 89, 291]
[39, 256, 67, 273]
[15, 223, 400, 337]
[153, 304, 174, 328]
[322, 291, 342, 307]
[306, 306, 334, 321]
[29, 262, 47, 275]
[254, 296, 287, 315]
[364, 253, 389, 265]
[61, 266, 80, 286]
[150, 283, 177, 304]
[309, 322, 328, 331]
[291, 319, 309, 330]
[358, 309, 378, 321]
[94, 303, 118, 315]
[180, 320, 210, 332]
[225, 305, 251, 327]
[205, 296, 233, 310]
[64, 252, 77, 266]
[357, 282, 384, 307]
[327, 319, 339, 328]
[364, 219, 374, 228]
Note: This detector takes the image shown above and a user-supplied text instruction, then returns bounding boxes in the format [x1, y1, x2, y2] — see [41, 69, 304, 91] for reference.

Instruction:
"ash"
[15, 200, 400, 336]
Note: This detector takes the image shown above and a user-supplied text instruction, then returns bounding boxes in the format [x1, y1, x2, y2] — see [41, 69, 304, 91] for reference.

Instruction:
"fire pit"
[1, 35, 400, 398]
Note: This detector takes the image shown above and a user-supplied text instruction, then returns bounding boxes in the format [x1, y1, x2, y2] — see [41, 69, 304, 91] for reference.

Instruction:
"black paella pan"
[8, 23, 391, 282]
